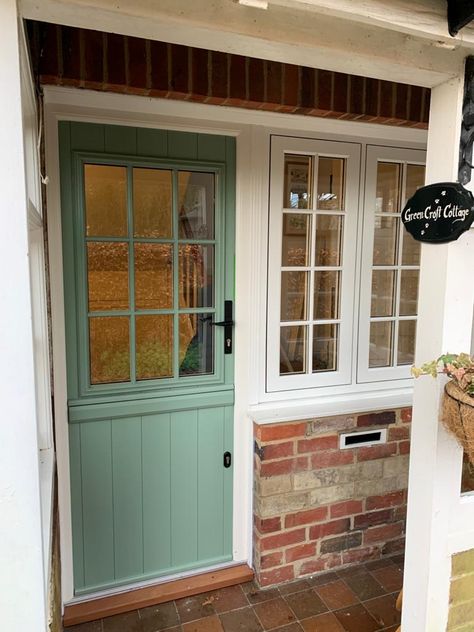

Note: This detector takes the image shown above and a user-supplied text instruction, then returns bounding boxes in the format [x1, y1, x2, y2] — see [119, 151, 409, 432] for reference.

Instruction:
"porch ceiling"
[19, 0, 470, 87]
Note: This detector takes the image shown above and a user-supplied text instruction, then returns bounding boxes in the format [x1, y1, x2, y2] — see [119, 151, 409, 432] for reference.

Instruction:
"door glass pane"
[399, 270, 419, 316]
[135, 243, 173, 310]
[179, 313, 214, 376]
[281, 271, 308, 321]
[317, 158, 345, 210]
[369, 321, 393, 368]
[133, 168, 172, 238]
[315, 215, 343, 266]
[87, 242, 129, 311]
[376, 163, 401, 213]
[89, 316, 130, 384]
[84, 165, 127, 237]
[280, 325, 306, 374]
[282, 213, 310, 266]
[371, 270, 396, 317]
[284, 155, 312, 209]
[405, 164, 425, 200]
[398, 320, 416, 365]
[179, 245, 214, 309]
[314, 271, 340, 320]
[178, 172, 215, 239]
[402, 231, 421, 266]
[136, 315, 173, 380]
[373, 216, 399, 265]
[313, 324, 338, 372]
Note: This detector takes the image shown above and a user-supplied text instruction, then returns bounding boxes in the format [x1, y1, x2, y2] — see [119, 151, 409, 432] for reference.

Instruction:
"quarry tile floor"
[66, 554, 404, 632]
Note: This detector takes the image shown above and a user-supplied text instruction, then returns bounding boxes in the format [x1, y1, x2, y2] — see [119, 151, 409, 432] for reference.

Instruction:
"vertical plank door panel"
[69, 423, 85, 591]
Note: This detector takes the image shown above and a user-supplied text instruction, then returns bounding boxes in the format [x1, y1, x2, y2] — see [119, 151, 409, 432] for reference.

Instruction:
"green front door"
[60, 122, 235, 595]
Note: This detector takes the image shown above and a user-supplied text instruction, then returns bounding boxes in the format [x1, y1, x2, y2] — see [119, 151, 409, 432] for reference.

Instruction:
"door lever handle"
[210, 320, 234, 327]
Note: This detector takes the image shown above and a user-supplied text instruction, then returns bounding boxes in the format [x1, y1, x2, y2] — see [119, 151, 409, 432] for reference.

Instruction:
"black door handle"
[211, 301, 233, 354]
[210, 320, 234, 327]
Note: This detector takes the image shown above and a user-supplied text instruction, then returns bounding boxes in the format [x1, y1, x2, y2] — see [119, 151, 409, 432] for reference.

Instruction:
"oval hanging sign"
[401, 182, 474, 243]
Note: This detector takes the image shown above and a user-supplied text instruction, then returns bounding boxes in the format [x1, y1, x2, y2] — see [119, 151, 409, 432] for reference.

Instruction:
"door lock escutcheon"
[223, 451, 232, 468]
[210, 300, 234, 354]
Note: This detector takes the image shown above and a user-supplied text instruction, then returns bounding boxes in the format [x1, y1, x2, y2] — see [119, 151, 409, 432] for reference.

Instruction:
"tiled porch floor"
[66, 555, 404, 632]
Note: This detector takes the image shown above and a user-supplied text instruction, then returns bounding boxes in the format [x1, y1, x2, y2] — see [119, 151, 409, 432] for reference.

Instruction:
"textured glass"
[136, 315, 173, 380]
[405, 164, 425, 201]
[314, 271, 340, 320]
[369, 321, 393, 368]
[373, 216, 399, 265]
[133, 168, 172, 238]
[84, 165, 127, 237]
[376, 162, 401, 213]
[179, 313, 214, 376]
[284, 155, 312, 209]
[313, 324, 338, 372]
[179, 245, 214, 309]
[315, 215, 343, 266]
[317, 158, 344, 210]
[398, 319, 416, 365]
[135, 243, 173, 310]
[281, 271, 308, 321]
[87, 242, 129, 311]
[89, 317, 130, 384]
[401, 230, 421, 266]
[280, 325, 306, 374]
[282, 213, 310, 266]
[399, 270, 419, 316]
[178, 172, 215, 239]
[371, 270, 396, 317]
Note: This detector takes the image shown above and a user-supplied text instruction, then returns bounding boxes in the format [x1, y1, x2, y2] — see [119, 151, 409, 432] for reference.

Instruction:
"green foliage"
[412, 353, 474, 397]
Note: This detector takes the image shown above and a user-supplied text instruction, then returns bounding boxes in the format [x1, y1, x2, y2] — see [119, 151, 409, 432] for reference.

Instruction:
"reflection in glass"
[84, 164, 127, 237]
[373, 216, 398, 265]
[87, 242, 129, 311]
[405, 164, 425, 201]
[136, 315, 173, 380]
[179, 245, 214, 309]
[135, 243, 173, 310]
[179, 313, 214, 376]
[376, 162, 401, 213]
[399, 270, 419, 316]
[317, 158, 345, 210]
[178, 172, 215, 239]
[313, 324, 338, 372]
[284, 154, 312, 209]
[280, 325, 306, 374]
[401, 231, 421, 266]
[314, 271, 340, 320]
[315, 215, 343, 266]
[281, 271, 308, 321]
[398, 319, 416, 365]
[369, 321, 393, 368]
[133, 168, 172, 238]
[282, 214, 310, 266]
[89, 316, 130, 384]
[371, 270, 396, 317]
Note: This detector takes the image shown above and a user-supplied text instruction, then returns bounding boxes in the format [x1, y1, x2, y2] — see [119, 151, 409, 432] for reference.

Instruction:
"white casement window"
[267, 136, 425, 394]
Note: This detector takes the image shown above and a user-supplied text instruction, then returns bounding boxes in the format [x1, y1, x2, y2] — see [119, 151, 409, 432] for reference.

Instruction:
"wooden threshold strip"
[63, 563, 254, 627]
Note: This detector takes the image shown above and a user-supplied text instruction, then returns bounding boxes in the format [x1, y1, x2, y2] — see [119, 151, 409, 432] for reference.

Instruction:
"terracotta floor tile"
[273, 624, 304, 632]
[389, 554, 405, 567]
[175, 594, 216, 623]
[284, 589, 328, 619]
[65, 621, 103, 632]
[306, 572, 340, 587]
[300, 612, 345, 632]
[253, 597, 296, 629]
[315, 580, 358, 611]
[363, 593, 401, 629]
[208, 585, 249, 613]
[139, 602, 179, 631]
[220, 607, 263, 631]
[364, 558, 395, 571]
[102, 610, 140, 632]
[162, 627, 182, 632]
[182, 614, 224, 632]
[370, 567, 403, 593]
[242, 581, 280, 604]
[279, 579, 311, 596]
[342, 569, 385, 601]
[333, 604, 380, 632]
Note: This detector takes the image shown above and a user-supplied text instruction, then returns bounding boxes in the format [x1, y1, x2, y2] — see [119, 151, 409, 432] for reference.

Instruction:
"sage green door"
[60, 122, 235, 595]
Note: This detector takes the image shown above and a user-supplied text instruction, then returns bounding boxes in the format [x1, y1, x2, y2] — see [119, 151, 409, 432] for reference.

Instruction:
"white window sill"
[39, 447, 55, 594]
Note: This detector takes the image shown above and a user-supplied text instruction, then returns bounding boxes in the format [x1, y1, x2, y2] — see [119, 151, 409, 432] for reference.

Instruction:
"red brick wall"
[253, 408, 412, 587]
[27, 21, 429, 128]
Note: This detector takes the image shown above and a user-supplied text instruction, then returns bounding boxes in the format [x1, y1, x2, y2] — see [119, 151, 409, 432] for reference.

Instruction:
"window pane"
[280, 325, 306, 374]
[281, 271, 308, 321]
[284, 155, 312, 209]
[313, 324, 338, 372]
[401, 231, 421, 266]
[133, 168, 172, 238]
[398, 320, 416, 365]
[399, 270, 419, 316]
[89, 316, 130, 384]
[282, 213, 310, 266]
[315, 215, 343, 266]
[178, 172, 215, 239]
[135, 243, 173, 310]
[369, 321, 393, 368]
[179, 313, 214, 376]
[314, 271, 340, 320]
[136, 315, 173, 380]
[373, 216, 399, 265]
[84, 165, 127, 237]
[87, 242, 129, 311]
[376, 162, 401, 213]
[317, 158, 344, 210]
[179, 245, 214, 309]
[371, 270, 396, 317]
[405, 164, 425, 200]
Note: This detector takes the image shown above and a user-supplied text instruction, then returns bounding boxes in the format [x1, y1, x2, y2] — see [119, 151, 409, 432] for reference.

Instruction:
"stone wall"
[253, 408, 411, 587]
[448, 549, 474, 631]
